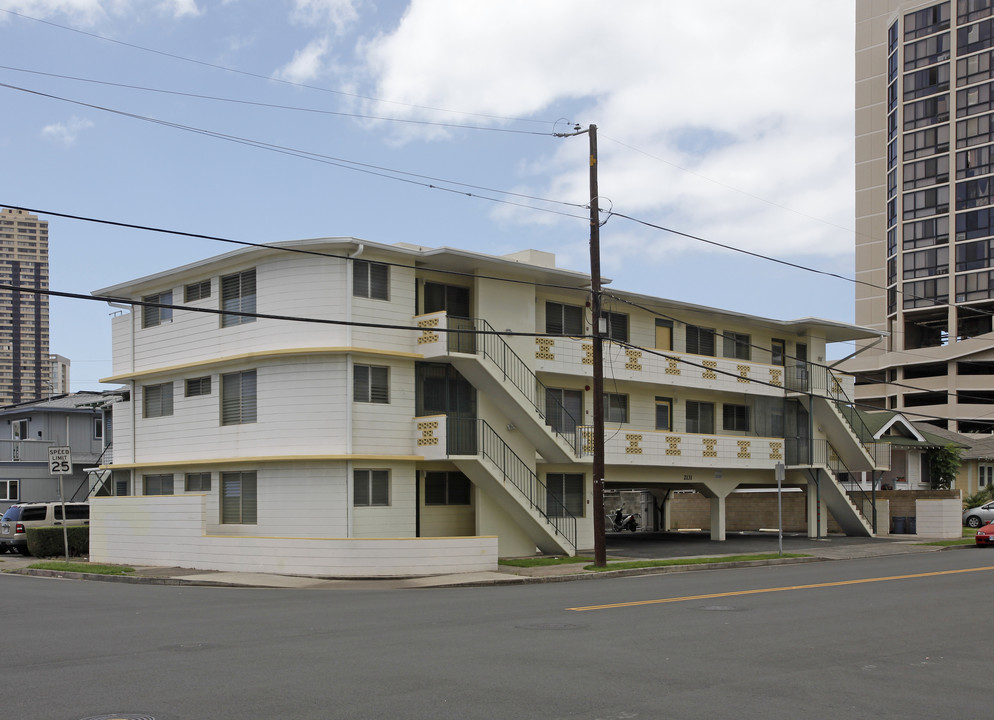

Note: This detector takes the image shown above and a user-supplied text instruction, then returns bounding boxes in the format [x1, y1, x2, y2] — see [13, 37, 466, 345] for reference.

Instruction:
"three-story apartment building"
[88, 239, 887, 576]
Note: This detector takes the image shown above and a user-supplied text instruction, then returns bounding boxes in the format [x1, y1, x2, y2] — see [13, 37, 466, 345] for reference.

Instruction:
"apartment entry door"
[423, 282, 474, 353]
[416, 363, 477, 454]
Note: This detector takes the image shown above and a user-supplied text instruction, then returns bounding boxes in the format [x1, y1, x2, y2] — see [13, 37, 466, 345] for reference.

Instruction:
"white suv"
[0, 502, 89, 555]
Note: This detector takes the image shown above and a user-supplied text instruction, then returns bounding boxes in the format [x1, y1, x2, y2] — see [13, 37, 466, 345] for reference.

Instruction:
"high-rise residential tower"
[848, 0, 994, 432]
[0, 208, 50, 405]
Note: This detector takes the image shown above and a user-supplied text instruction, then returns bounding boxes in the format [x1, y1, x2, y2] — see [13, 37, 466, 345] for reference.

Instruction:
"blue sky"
[0, 0, 857, 390]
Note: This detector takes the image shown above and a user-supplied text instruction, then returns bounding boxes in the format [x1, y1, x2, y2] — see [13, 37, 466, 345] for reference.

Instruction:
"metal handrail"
[787, 363, 879, 458]
[785, 438, 875, 531]
[447, 417, 577, 550]
[447, 316, 581, 455]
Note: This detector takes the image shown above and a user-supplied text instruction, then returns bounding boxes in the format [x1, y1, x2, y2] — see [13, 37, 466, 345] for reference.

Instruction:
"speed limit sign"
[48, 446, 72, 475]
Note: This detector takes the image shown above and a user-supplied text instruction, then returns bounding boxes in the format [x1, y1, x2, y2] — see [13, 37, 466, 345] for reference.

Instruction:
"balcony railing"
[419, 313, 581, 454]
[785, 438, 875, 531]
[577, 426, 787, 470]
[0, 439, 53, 462]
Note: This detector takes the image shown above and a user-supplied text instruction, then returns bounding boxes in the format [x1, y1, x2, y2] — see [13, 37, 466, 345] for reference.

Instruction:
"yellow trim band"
[100, 346, 425, 383]
[103, 454, 425, 470]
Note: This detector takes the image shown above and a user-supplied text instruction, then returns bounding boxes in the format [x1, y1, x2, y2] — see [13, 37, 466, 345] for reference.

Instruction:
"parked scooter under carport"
[609, 508, 640, 532]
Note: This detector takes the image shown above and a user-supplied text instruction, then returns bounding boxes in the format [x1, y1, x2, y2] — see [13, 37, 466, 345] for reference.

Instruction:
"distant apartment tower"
[848, 0, 994, 432]
[48, 354, 70, 396]
[0, 208, 49, 405]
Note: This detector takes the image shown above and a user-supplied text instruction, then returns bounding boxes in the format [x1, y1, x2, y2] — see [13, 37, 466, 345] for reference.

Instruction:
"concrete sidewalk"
[0, 534, 963, 589]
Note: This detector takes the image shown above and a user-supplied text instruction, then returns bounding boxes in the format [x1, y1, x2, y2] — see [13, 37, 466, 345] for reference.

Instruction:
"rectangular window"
[603, 393, 628, 423]
[903, 63, 950, 100]
[903, 155, 950, 189]
[722, 332, 751, 360]
[185, 376, 212, 397]
[600, 311, 629, 342]
[221, 268, 256, 327]
[353, 259, 389, 300]
[686, 325, 716, 356]
[686, 400, 715, 435]
[957, 144, 994, 179]
[185, 472, 211, 492]
[354, 469, 390, 506]
[771, 339, 786, 366]
[959, 16, 994, 54]
[221, 371, 257, 425]
[143, 382, 174, 418]
[0, 480, 18, 502]
[905, 123, 950, 159]
[903, 216, 950, 248]
[221, 471, 257, 524]
[905, 3, 950, 40]
[11, 418, 27, 440]
[142, 291, 173, 328]
[424, 470, 471, 505]
[423, 282, 470, 317]
[655, 397, 672, 431]
[143, 474, 174, 496]
[903, 246, 949, 278]
[545, 301, 584, 335]
[354, 364, 389, 403]
[546, 387, 582, 434]
[903, 95, 950, 130]
[722, 404, 750, 432]
[545, 473, 584, 517]
[903, 277, 950, 308]
[93, 417, 103, 440]
[184, 280, 211, 302]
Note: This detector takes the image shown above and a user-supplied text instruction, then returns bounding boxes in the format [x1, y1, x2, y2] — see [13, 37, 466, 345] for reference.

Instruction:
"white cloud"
[40, 116, 94, 146]
[291, 0, 358, 33]
[275, 36, 331, 83]
[1, 0, 200, 24]
[358, 0, 856, 260]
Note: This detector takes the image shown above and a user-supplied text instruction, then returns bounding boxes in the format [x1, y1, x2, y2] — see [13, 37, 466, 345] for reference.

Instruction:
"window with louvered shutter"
[221, 471, 257, 524]
[722, 403, 750, 432]
[600, 311, 628, 342]
[353, 260, 389, 300]
[686, 325, 716, 356]
[221, 371, 257, 425]
[185, 472, 211, 491]
[221, 269, 256, 327]
[143, 474, 174, 495]
[686, 400, 715, 434]
[546, 302, 584, 335]
[545, 473, 584, 517]
[142, 291, 173, 328]
[354, 364, 388, 403]
[185, 377, 211, 397]
[184, 280, 211, 302]
[143, 382, 173, 418]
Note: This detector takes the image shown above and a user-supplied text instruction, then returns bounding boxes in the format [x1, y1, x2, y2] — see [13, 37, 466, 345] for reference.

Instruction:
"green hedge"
[24, 526, 89, 557]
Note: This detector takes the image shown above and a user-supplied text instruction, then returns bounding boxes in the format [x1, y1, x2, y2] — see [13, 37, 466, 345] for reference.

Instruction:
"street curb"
[9, 568, 273, 588]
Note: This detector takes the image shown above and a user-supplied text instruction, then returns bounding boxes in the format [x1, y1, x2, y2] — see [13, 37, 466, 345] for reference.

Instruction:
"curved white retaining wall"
[88, 495, 498, 577]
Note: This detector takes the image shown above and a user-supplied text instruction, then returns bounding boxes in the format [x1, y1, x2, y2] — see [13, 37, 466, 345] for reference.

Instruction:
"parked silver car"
[964, 502, 994, 528]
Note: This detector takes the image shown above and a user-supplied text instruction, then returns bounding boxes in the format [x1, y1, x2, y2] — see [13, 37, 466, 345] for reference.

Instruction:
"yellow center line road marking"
[566, 565, 994, 612]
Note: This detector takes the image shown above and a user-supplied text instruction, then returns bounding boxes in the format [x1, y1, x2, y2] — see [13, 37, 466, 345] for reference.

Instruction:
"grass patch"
[28, 561, 135, 575]
[917, 538, 977, 547]
[583, 553, 809, 572]
[499, 556, 593, 568]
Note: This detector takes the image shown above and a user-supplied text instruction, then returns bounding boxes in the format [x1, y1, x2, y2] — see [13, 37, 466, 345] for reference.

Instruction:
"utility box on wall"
[603, 489, 658, 532]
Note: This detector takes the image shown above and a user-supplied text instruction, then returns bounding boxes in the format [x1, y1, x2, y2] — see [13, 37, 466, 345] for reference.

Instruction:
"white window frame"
[0, 479, 19, 501]
[221, 471, 257, 524]
[142, 290, 173, 328]
[221, 268, 256, 327]
[143, 474, 174, 496]
[353, 260, 389, 300]
[221, 371, 257, 425]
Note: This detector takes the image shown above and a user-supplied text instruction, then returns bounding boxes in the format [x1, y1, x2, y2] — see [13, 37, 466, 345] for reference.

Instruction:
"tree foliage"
[927, 443, 964, 490]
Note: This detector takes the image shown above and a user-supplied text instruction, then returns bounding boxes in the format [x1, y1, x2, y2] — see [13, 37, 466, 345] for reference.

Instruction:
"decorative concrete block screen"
[89, 495, 498, 577]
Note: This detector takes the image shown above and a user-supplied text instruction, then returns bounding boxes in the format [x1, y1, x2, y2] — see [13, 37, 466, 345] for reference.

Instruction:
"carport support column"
[807, 470, 827, 538]
[709, 495, 727, 541]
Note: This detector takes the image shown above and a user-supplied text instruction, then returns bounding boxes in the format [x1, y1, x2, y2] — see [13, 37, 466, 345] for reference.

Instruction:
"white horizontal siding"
[351, 463, 417, 538]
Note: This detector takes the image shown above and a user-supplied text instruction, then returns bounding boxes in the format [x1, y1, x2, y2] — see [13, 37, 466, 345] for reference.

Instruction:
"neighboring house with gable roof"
[0, 390, 122, 513]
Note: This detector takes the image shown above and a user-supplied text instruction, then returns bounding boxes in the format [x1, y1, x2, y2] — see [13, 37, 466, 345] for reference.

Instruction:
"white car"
[964, 502, 994, 529]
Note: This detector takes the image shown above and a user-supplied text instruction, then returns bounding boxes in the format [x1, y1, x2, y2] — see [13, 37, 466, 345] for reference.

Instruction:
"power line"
[0, 8, 555, 127]
[0, 64, 557, 137]
[0, 82, 589, 221]
[1, 203, 594, 294]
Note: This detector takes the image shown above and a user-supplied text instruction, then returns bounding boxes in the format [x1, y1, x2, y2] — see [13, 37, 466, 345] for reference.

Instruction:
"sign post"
[775, 461, 785, 557]
[48, 446, 72, 563]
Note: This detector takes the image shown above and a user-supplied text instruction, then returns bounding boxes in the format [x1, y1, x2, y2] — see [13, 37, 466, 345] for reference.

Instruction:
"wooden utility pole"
[555, 123, 606, 567]
[587, 125, 606, 567]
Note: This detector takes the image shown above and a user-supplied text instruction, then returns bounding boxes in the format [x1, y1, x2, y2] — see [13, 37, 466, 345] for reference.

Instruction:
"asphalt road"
[4, 548, 990, 720]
